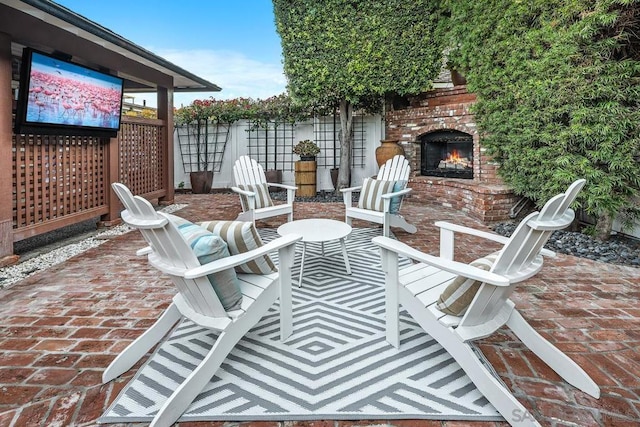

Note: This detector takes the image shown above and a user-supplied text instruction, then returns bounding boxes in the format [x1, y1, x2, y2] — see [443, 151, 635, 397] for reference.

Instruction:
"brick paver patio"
[1, 193, 638, 426]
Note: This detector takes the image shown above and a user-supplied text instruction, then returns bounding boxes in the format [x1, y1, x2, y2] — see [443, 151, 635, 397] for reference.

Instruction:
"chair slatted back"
[233, 156, 267, 186]
[376, 155, 411, 212]
[377, 155, 410, 182]
[112, 182, 146, 217]
[112, 183, 228, 318]
[459, 179, 586, 330]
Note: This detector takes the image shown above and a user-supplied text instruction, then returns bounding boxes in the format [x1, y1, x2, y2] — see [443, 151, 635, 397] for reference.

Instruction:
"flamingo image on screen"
[23, 51, 123, 131]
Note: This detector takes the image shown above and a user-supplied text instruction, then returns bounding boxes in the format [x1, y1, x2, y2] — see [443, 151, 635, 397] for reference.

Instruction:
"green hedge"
[446, 0, 640, 237]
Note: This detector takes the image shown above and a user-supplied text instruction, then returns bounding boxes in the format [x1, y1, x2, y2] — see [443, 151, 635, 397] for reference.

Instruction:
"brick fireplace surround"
[385, 86, 518, 223]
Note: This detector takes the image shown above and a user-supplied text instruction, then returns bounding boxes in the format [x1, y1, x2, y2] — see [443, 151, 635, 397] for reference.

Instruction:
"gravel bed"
[492, 222, 640, 267]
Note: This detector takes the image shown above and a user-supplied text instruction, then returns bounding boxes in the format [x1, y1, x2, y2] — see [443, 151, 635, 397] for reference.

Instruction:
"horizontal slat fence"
[11, 117, 167, 242]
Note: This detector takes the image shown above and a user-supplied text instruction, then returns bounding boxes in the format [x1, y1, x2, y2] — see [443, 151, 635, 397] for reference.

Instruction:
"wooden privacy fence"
[118, 117, 166, 198]
[10, 116, 168, 243]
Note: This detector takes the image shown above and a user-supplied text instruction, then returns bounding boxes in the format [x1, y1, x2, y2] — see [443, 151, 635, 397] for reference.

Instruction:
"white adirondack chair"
[373, 179, 599, 426]
[231, 155, 297, 225]
[105, 183, 301, 427]
[341, 154, 417, 237]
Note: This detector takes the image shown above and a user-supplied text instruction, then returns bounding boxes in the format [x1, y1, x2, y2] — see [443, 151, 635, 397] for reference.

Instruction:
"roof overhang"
[0, 0, 221, 93]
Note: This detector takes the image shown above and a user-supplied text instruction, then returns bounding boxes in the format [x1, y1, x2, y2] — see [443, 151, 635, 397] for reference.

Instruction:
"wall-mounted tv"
[14, 48, 124, 138]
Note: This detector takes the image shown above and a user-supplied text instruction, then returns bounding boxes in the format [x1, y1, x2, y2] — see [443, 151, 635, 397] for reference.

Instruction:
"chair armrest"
[267, 183, 298, 191]
[377, 188, 412, 213]
[435, 221, 509, 244]
[136, 246, 153, 256]
[435, 221, 555, 258]
[230, 186, 255, 197]
[122, 210, 167, 229]
[340, 185, 363, 206]
[183, 234, 302, 279]
[372, 236, 510, 287]
[266, 184, 297, 205]
[380, 187, 412, 199]
[339, 185, 363, 193]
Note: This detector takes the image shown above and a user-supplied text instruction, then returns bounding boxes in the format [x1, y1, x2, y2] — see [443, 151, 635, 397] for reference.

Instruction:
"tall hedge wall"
[446, 0, 640, 237]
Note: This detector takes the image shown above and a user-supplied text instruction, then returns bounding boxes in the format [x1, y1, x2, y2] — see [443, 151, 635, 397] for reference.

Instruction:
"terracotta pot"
[189, 171, 213, 194]
[375, 140, 405, 167]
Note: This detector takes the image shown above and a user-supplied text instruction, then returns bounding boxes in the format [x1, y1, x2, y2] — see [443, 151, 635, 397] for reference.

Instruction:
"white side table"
[277, 218, 352, 286]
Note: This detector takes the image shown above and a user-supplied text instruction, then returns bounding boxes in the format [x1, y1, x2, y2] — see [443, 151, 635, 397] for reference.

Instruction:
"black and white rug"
[100, 228, 503, 423]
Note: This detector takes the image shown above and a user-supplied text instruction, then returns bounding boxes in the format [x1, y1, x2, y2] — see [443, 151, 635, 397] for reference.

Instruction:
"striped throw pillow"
[436, 252, 500, 316]
[238, 183, 274, 211]
[165, 214, 243, 311]
[199, 220, 277, 274]
[357, 178, 396, 212]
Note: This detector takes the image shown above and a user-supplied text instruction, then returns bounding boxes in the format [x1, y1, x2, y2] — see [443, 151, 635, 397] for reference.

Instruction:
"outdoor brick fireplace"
[421, 130, 474, 179]
[385, 86, 518, 223]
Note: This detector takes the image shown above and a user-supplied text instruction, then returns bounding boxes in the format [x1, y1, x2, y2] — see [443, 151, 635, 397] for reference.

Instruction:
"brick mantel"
[385, 86, 517, 223]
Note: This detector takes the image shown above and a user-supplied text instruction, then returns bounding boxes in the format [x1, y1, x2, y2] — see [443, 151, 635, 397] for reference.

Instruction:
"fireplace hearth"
[420, 130, 473, 179]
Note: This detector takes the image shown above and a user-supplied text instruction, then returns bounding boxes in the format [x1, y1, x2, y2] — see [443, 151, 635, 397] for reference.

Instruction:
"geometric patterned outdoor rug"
[99, 228, 504, 423]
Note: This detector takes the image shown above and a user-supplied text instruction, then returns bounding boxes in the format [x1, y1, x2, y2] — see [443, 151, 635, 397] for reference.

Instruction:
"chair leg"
[507, 310, 600, 398]
[380, 248, 400, 348]
[448, 338, 541, 426]
[149, 329, 243, 427]
[383, 220, 390, 237]
[390, 215, 417, 234]
[398, 288, 541, 426]
[345, 215, 353, 227]
[149, 299, 272, 427]
[102, 302, 181, 383]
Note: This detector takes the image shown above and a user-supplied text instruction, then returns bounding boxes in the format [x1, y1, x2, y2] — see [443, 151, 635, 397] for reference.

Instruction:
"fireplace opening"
[420, 130, 473, 179]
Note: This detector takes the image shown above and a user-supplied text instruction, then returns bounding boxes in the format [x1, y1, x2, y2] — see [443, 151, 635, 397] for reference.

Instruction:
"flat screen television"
[14, 48, 124, 137]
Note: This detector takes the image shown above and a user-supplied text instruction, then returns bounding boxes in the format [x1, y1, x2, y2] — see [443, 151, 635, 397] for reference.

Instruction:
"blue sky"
[53, 0, 287, 107]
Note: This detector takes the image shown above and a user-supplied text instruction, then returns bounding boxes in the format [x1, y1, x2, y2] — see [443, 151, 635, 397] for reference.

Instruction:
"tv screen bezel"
[14, 48, 125, 138]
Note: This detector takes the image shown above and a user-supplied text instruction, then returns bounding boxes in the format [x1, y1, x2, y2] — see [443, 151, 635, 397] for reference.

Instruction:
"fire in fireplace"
[420, 130, 473, 179]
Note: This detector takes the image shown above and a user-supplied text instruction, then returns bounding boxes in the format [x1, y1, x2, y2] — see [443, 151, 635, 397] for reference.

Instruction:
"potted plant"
[293, 139, 320, 161]
[175, 98, 248, 193]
